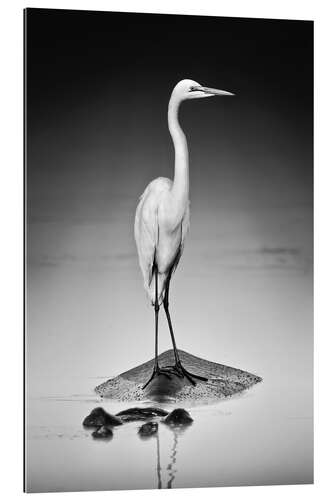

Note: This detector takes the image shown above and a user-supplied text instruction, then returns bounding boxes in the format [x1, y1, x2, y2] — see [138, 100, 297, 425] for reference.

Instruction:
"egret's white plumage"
[134, 177, 190, 305]
[134, 79, 234, 388]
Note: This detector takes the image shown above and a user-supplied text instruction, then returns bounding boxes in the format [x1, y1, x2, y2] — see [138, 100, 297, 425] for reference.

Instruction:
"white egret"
[134, 79, 234, 389]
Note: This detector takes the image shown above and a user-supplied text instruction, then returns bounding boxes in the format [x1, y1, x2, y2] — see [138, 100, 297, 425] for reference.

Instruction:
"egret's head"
[171, 79, 234, 102]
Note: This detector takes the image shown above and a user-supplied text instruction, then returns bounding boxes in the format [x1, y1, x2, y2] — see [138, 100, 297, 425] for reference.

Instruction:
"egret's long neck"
[168, 95, 189, 207]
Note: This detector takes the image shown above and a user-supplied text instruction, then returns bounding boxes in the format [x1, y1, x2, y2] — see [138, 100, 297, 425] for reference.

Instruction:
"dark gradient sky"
[26, 9, 313, 385]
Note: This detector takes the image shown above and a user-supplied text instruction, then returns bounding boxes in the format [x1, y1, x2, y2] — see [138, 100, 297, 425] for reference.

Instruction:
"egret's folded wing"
[134, 195, 158, 289]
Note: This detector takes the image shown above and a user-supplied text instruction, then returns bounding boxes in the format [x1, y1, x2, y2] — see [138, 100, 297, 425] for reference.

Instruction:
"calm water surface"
[26, 373, 313, 492]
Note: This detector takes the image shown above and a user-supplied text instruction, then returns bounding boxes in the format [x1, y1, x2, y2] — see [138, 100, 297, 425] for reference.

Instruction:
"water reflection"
[166, 428, 179, 488]
[155, 426, 189, 489]
[156, 432, 162, 489]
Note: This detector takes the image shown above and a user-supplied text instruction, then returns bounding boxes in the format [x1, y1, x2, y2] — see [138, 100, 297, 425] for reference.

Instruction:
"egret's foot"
[164, 362, 208, 386]
[142, 366, 173, 390]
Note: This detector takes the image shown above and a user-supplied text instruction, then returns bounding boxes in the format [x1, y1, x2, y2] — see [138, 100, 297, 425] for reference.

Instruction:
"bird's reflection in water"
[156, 431, 162, 489]
[155, 426, 189, 489]
[166, 427, 179, 488]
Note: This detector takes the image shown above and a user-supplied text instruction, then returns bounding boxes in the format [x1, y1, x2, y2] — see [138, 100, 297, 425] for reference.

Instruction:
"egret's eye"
[189, 86, 196, 92]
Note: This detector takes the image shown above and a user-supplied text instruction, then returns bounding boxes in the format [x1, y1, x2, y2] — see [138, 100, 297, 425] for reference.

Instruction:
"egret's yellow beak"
[192, 86, 235, 96]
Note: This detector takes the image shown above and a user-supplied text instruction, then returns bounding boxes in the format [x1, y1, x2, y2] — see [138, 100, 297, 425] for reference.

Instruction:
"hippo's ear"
[138, 421, 159, 437]
[164, 408, 194, 426]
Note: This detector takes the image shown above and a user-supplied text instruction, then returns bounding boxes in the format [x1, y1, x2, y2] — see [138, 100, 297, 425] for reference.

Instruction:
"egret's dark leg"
[163, 276, 181, 365]
[153, 271, 160, 371]
[163, 274, 208, 386]
[142, 269, 171, 390]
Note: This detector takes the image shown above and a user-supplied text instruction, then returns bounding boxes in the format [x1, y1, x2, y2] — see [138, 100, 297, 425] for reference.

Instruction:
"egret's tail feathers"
[144, 272, 167, 306]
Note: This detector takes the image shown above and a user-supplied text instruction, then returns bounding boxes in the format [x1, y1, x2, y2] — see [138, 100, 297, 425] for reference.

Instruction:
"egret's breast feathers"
[134, 176, 190, 304]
